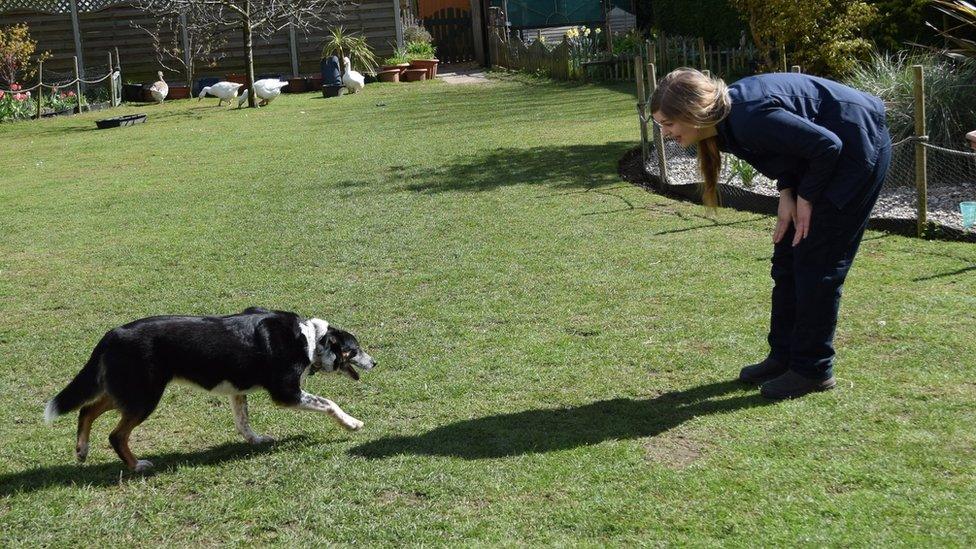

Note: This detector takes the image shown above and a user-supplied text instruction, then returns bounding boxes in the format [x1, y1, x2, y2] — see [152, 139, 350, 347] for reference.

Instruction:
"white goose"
[198, 81, 244, 106]
[342, 57, 365, 94]
[149, 71, 168, 104]
[237, 78, 290, 108]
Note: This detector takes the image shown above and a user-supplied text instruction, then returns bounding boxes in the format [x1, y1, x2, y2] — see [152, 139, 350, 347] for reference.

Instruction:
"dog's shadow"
[0, 435, 310, 496]
[350, 380, 772, 460]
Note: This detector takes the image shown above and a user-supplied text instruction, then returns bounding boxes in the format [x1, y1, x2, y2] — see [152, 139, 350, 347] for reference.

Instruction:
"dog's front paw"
[133, 459, 154, 473]
[75, 444, 89, 463]
[343, 417, 364, 431]
[248, 434, 275, 444]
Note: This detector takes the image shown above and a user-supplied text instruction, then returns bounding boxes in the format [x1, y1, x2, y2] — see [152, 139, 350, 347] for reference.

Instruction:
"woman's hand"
[792, 196, 812, 246]
[773, 189, 796, 244]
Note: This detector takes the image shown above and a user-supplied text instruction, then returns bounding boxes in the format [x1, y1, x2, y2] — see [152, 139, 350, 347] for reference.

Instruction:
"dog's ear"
[321, 327, 340, 349]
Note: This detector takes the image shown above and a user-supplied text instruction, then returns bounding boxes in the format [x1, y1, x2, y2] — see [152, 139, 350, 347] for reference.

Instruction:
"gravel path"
[645, 146, 976, 232]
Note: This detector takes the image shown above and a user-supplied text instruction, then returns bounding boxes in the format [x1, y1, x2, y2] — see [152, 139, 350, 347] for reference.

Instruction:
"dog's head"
[313, 327, 375, 380]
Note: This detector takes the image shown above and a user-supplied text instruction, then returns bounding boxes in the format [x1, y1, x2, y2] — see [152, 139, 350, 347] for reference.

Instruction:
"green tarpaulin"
[494, 0, 633, 29]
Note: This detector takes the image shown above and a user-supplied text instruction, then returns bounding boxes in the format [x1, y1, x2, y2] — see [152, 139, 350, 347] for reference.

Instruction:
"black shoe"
[760, 370, 836, 400]
[738, 357, 788, 385]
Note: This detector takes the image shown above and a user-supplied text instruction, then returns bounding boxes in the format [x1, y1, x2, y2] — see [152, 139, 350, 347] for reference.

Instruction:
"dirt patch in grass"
[377, 489, 429, 505]
[643, 433, 705, 470]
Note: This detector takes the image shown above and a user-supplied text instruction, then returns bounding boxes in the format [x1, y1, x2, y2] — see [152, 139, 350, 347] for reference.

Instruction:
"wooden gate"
[417, 0, 476, 64]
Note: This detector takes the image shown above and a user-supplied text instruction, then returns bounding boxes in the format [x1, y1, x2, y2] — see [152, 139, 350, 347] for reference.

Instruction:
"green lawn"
[1, 75, 974, 546]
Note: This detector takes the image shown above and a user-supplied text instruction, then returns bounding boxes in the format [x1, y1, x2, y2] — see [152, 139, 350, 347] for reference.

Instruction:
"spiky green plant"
[321, 26, 378, 75]
[844, 50, 976, 145]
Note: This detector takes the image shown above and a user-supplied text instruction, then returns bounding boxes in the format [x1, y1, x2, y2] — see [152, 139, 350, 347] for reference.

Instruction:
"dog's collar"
[309, 349, 337, 376]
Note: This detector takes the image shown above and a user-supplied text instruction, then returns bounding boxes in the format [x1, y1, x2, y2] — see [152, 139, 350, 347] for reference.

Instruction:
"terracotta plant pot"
[381, 63, 410, 75]
[167, 85, 190, 100]
[401, 68, 428, 82]
[286, 77, 307, 93]
[306, 74, 323, 90]
[376, 69, 400, 83]
[409, 59, 439, 80]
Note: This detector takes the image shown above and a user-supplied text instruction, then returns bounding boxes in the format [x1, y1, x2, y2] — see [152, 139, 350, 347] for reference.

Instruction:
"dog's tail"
[44, 335, 109, 424]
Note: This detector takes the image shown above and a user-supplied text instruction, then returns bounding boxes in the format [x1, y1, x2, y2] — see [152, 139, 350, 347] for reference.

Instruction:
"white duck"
[237, 79, 289, 108]
[342, 57, 365, 94]
[198, 81, 244, 106]
[149, 71, 168, 104]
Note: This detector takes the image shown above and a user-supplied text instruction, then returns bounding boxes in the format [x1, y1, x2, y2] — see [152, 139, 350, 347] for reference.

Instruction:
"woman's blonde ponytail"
[649, 68, 731, 208]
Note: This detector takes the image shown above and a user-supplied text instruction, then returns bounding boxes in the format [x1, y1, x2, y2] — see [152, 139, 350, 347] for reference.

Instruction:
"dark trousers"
[767, 144, 892, 380]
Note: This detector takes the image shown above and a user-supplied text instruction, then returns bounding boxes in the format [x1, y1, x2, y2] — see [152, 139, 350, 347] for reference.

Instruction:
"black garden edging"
[617, 147, 976, 243]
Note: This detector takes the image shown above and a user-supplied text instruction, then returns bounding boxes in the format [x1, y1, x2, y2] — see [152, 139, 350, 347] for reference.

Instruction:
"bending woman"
[650, 69, 891, 399]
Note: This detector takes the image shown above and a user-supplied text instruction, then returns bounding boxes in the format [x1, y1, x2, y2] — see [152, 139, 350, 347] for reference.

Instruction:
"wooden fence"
[489, 33, 572, 79]
[490, 29, 762, 82]
[423, 6, 476, 64]
[0, 1, 399, 84]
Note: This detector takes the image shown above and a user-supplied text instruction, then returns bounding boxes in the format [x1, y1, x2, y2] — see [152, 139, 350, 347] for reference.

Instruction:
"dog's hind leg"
[75, 394, 115, 463]
[289, 391, 364, 431]
[109, 412, 154, 472]
[230, 395, 274, 444]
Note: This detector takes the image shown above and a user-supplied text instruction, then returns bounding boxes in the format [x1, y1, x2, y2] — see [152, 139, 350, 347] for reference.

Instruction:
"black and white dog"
[44, 307, 375, 472]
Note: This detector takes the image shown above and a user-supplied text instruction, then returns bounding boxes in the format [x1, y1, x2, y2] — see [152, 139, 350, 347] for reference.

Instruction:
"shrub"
[611, 28, 646, 55]
[403, 25, 433, 45]
[864, 0, 933, 53]
[405, 40, 436, 60]
[730, 0, 877, 76]
[844, 50, 976, 145]
[383, 46, 410, 65]
[0, 23, 51, 88]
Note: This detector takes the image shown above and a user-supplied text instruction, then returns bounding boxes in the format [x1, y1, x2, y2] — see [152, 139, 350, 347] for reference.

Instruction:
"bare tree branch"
[132, 0, 346, 107]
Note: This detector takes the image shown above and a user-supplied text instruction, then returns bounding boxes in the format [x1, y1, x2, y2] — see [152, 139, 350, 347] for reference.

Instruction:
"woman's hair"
[649, 68, 731, 208]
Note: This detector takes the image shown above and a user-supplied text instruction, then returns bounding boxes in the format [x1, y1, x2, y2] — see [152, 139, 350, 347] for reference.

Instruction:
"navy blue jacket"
[715, 73, 889, 209]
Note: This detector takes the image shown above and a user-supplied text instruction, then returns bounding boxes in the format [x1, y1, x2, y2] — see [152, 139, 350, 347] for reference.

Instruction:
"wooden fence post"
[780, 44, 787, 72]
[636, 55, 648, 164]
[913, 64, 928, 236]
[698, 37, 706, 71]
[791, 65, 801, 73]
[36, 60, 43, 120]
[659, 32, 667, 73]
[649, 62, 668, 186]
[73, 56, 83, 113]
[180, 13, 192, 85]
[108, 52, 116, 107]
[69, 0, 85, 93]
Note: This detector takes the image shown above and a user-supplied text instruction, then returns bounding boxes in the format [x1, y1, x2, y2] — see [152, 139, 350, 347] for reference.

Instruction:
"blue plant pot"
[321, 56, 342, 87]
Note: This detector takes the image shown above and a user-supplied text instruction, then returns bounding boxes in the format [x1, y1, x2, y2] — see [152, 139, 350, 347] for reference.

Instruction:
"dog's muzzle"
[351, 352, 376, 371]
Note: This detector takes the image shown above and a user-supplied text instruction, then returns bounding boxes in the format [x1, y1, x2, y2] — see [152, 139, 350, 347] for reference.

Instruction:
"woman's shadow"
[0, 436, 310, 496]
[350, 380, 771, 460]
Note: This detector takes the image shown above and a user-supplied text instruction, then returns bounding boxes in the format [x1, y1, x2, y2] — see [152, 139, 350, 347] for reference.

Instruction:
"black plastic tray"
[95, 113, 147, 129]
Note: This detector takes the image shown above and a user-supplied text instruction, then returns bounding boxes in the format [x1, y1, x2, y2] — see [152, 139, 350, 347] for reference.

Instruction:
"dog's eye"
[343, 349, 357, 359]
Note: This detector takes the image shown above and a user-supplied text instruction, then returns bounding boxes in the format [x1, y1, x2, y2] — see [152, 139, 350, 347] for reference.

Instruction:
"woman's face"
[652, 112, 703, 147]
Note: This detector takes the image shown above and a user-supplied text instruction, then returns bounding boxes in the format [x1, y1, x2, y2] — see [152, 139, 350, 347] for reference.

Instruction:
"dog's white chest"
[173, 377, 256, 395]
[209, 381, 257, 395]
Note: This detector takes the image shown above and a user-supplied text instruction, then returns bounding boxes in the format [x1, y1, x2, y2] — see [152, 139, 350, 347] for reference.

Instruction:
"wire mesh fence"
[640, 137, 976, 241]
[0, 57, 120, 123]
[634, 60, 976, 242]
